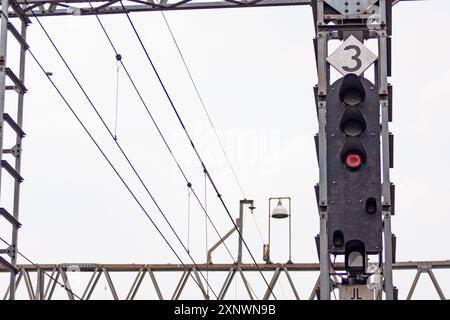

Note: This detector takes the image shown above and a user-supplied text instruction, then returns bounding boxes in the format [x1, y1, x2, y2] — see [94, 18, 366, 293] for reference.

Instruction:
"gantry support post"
[377, 0, 394, 300]
[0, 0, 29, 300]
[313, 0, 331, 300]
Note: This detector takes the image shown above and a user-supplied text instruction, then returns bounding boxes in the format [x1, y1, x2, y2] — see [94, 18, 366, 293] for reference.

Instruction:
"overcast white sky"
[1, 0, 449, 300]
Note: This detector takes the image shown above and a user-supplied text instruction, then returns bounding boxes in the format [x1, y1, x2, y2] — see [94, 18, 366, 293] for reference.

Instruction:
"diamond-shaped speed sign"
[327, 35, 378, 77]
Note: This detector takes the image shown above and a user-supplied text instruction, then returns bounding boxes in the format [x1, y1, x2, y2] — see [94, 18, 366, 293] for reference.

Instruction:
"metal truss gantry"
[1, 261, 448, 300]
[6, 0, 411, 17]
[0, 0, 429, 301]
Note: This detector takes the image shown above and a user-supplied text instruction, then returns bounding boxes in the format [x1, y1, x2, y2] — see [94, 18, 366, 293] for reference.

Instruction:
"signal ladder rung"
[6, 22, 29, 50]
[0, 208, 21, 228]
[3, 113, 26, 138]
[5, 68, 27, 94]
[1, 160, 24, 183]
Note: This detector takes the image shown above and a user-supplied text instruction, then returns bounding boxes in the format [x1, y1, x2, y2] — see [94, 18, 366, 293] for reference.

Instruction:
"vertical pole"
[288, 198, 292, 264]
[267, 198, 271, 260]
[0, 0, 11, 299]
[0, 2, 8, 185]
[378, 0, 394, 300]
[10, 17, 27, 301]
[237, 200, 244, 264]
[36, 269, 44, 300]
[383, 210, 393, 299]
[315, 0, 330, 300]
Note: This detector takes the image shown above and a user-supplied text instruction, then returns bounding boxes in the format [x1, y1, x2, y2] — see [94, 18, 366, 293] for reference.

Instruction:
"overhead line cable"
[23, 0, 218, 296]
[26, 46, 210, 298]
[160, 11, 246, 197]
[160, 11, 267, 245]
[88, 2, 236, 264]
[25, 17, 217, 300]
[120, 2, 276, 300]
[24, 0, 220, 298]
[15, 0, 214, 296]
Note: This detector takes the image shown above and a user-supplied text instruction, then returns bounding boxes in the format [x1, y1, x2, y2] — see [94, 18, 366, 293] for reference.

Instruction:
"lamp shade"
[272, 200, 289, 219]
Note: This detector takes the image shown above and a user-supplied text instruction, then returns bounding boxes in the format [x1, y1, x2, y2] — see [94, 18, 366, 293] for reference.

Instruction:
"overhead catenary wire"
[120, 2, 276, 300]
[87, 2, 237, 264]
[26, 46, 211, 298]
[160, 11, 246, 198]
[160, 12, 266, 245]
[23, 1, 219, 298]
[0, 236, 83, 300]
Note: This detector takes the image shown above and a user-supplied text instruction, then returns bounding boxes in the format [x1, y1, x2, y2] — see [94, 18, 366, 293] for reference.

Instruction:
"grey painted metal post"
[237, 199, 253, 264]
[237, 200, 245, 264]
[378, 0, 394, 300]
[288, 198, 292, 263]
[383, 209, 394, 299]
[35, 269, 44, 300]
[315, 0, 330, 300]
[0, 1, 8, 190]
[9, 17, 27, 302]
[0, 0, 13, 299]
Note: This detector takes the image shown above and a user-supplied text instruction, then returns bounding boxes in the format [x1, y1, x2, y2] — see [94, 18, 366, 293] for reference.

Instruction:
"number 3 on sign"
[327, 35, 378, 76]
[342, 45, 362, 73]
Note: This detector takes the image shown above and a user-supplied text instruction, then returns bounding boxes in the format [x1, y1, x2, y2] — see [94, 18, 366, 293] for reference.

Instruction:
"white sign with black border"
[327, 35, 378, 77]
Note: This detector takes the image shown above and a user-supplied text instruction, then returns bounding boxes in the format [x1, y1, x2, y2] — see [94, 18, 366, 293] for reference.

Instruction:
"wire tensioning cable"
[26, 46, 211, 298]
[87, 2, 236, 264]
[23, 1, 218, 298]
[160, 11, 246, 198]
[120, 2, 276, 300]
[0, 236, 83, 300]
[160, 11, 266, 245]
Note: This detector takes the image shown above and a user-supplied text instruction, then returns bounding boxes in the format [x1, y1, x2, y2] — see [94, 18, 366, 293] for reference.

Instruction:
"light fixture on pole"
[264, 197, 292, 264]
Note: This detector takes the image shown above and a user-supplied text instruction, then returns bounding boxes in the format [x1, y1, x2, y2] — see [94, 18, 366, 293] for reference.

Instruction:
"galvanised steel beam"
[9, 0, 311, 17]
[2, 261, 450, 272]
[1, 260, 448, 300]
[7, 0, 416, 17]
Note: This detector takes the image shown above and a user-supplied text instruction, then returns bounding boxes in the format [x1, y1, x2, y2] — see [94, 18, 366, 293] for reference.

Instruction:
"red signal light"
[345, 153, 362, 168]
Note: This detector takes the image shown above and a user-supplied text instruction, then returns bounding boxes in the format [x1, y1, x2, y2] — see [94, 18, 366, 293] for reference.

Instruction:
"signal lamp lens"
[347, 251, 364, 268]
[345, 153, 362, 168]
[366, 198, 377, 214]
[333, 230, 344, 247]
[342, 119, 364, 137]
[342, 89, 363, 106]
